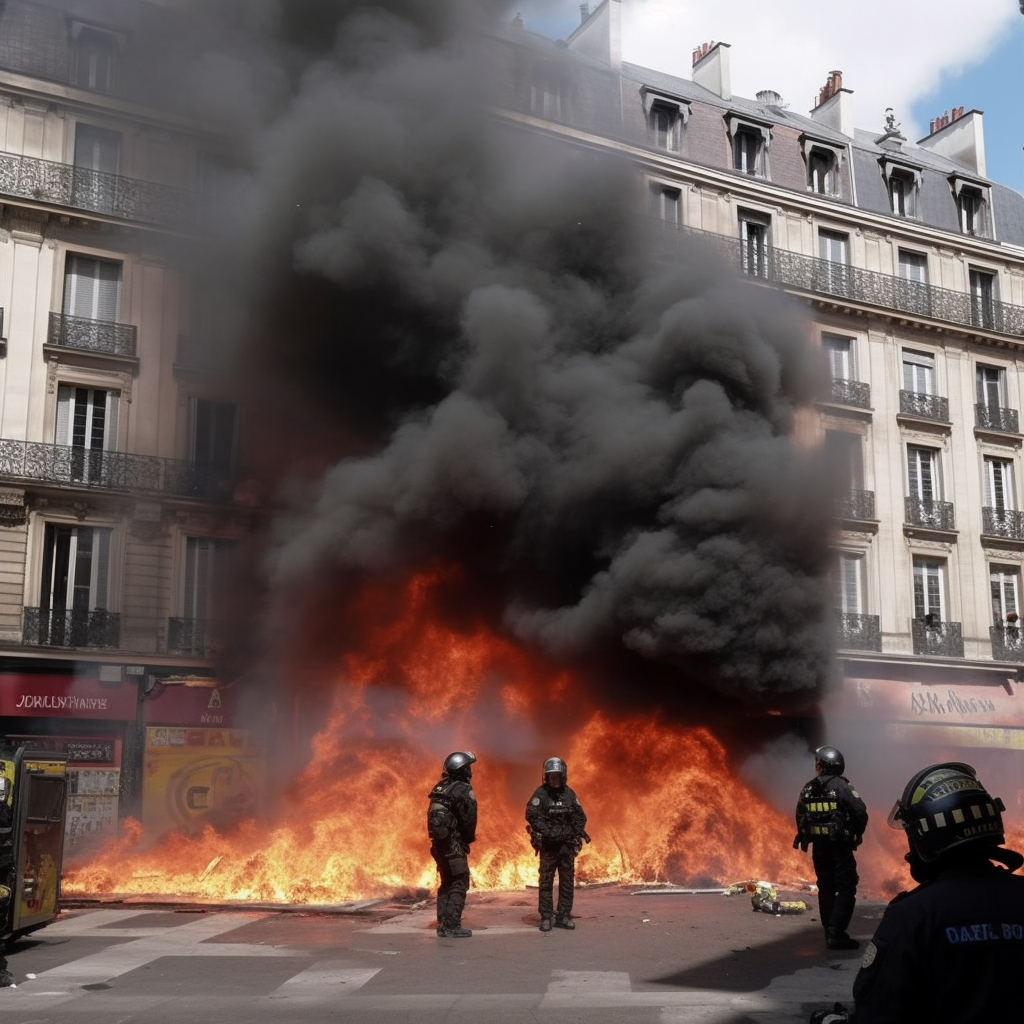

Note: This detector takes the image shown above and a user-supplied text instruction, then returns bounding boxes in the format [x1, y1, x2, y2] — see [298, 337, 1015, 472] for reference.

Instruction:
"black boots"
[826, 928, 860, 950]
[555, 916, 575, 930]
[539, 917, 552, 932]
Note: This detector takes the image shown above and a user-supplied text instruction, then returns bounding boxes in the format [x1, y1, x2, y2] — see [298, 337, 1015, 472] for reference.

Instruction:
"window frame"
[726, 114, 771, 178]
[738, 208, 771, 278]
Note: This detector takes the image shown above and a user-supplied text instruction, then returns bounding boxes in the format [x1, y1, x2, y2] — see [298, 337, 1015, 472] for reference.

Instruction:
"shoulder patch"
[860, 941, 877, 968]
[850, 789, 861, 798]
[530, 797, 541, 806]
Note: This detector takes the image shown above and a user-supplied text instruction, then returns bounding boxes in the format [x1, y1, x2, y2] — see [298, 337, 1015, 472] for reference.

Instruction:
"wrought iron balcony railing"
[975, 404, 1020, 433]
[905, 497, 955, 531]
[0, 152, 195, 226]
[899, 390, 950, 422]
[911, 617, 964, 657]
[981, 507, 1024, 540]
[48, 312, 137, 358]
[990, 624, 1024, 661]
[0, 438, 236, 500]
[167, 617, 215, 657]
[836, 489, 875, 521]
[836, 611, 882, 652]
[22, 607, 120, 649]
[649, 224, 1024, 339]
[828, 378, 871, 408]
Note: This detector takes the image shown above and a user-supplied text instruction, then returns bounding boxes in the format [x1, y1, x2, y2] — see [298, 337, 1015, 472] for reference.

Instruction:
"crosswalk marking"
[265, 962, 380, 1000]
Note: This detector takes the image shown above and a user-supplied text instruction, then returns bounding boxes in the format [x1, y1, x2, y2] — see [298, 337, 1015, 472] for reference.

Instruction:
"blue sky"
[513, 0, 1024, 193]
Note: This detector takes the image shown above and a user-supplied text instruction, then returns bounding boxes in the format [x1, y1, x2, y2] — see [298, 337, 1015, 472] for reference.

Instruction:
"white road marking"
[264, 962, 380, 1001]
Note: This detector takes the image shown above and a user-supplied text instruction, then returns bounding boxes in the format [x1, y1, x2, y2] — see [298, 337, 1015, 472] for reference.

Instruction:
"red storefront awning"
[0, 673, 137, 720]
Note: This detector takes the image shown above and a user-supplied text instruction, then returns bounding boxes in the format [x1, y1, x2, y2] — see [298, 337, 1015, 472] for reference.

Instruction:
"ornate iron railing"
[0, 438, 235, 500]
[48, 312, 137, 358]
[649, 224, 1024, 338]
[828, 378, 871, 408]
[836, 489, 875, 521]
[836, 611, 882, 652]
[990, 624, 1024, 661]
[0, 152, 195, 226]
[899, 390, 950, 422]
[167, 617, 212, 656]
[975, 404, 1020, 434]
[911, 618, 964, 657]
[22, 607, 120, 649]
[981, 507, 1024, 540]
[905, 497, 955, 531]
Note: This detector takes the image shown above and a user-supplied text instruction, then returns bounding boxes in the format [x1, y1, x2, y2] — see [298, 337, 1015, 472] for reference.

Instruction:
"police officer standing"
[795, 746, 868, 950]
[850, 761, 1024, 1022]
[426, 751, 477, 938]
[526, 757, 588, 932]
[0, 756, 14, 986]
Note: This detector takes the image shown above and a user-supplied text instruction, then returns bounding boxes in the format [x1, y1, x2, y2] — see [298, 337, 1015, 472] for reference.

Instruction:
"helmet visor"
[886, 801, 907, 830]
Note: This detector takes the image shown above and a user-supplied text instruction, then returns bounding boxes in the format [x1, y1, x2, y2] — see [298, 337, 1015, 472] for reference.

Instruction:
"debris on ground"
[724, 879, 809, 915]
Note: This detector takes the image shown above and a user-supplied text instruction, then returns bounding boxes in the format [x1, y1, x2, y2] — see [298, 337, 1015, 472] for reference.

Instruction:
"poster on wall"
[143, 726, 264, 838]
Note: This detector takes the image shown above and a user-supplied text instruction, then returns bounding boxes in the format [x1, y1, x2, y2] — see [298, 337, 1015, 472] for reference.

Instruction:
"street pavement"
[2, 885, 887, 1023]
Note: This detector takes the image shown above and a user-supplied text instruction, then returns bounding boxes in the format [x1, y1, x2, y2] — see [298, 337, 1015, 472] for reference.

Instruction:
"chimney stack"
[691, 41, 731, 101]
[809, 70, 854, 138]
[918, 107, 986, 176]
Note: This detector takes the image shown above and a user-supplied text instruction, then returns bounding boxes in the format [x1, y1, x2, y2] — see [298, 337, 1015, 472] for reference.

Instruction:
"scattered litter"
[633, 887, 728, 895]
[26, 973, 36, 979]
[197, 856, 223, 883]
[725, 879, 808, 915]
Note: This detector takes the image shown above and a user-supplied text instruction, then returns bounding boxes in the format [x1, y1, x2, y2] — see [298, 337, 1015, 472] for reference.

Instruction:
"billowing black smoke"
[176, 1, 837, 707]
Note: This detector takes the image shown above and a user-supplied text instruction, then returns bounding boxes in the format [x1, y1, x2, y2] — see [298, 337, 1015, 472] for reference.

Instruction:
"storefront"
[0, 672, 137, 854]
[141, 679, 266, 839]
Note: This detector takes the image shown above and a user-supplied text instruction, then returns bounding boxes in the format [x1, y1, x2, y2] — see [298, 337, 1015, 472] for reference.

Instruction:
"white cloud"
[517, 0, 1016, 141]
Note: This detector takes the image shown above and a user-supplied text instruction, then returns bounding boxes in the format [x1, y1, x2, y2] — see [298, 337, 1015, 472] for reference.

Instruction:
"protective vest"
[427, 777, 459, 842]
[799, 776, 854, 841]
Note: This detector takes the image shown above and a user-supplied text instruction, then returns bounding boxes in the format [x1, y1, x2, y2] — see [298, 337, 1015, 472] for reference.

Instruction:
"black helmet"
[887, 762, 1005, 863]
[815, 746, 845, 775]
[543, 756, 567, 784]
[443, 750, 476, 779]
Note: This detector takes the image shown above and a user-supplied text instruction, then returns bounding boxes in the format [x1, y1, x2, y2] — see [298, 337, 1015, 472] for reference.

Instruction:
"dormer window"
[802, 138, 843, 196]
[71, 23, 124, 96]
[952, 177, 991, 238]
[641, 89, 689, 153]
[880, 159, 921, 218]
[726, 114, 771, 178]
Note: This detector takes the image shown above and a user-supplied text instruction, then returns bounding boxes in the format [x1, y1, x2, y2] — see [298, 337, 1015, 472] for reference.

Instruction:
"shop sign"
[0, 673, 137, 720]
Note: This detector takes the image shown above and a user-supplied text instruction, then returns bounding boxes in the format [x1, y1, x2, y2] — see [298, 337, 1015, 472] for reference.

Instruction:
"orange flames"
[62, 567, 941, 904]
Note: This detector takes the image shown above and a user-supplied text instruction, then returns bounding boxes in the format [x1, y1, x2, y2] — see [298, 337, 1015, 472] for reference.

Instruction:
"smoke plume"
[179, 1, 837, 709]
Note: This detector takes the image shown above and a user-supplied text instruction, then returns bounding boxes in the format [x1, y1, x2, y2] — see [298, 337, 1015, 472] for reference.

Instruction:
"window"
[836, 552, 864, 614]
[825, 430, 863, 491]
[649, 103, 681, 151]
[806, 147, 839, 195]
[183, 537, 237, 622]
[977, 365, 1005, 412]
[72, 125, 121, 214]
[888, 171, 918, 217]
[818, 229, 849, 293]
[902, 349, 935, 395]
[55, 385, 118, 483]
[983, 457, 1015, 513]
[650, 184, 681, 226]
[40, 524, 113, 620]
[822, 334, 853, 381]
[898, 249, 927, 284]
[954, 182, 990, 237]
[991, 566, 1020, 624]
[913, 556, 945, 622]
[189, 398, 239, 470]
[727, 115, 770, 177]
[72, 27, 119, 95]
[63, 255, 121, 323]
[738, 210, 770, 278]
[529, 67, 565, 121]
[969, 268, 996, 330]
[907, 445, 939, 503]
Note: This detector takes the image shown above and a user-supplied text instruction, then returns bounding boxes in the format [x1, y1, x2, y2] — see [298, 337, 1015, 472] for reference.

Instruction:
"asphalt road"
[2, 886, 886, 1023]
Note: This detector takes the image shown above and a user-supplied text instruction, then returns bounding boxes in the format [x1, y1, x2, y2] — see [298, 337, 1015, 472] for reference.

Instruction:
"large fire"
[62, 568, 1010, 905]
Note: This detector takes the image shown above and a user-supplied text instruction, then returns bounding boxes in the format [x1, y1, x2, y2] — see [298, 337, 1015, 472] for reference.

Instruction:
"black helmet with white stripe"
[814, 746, 845, 775]
[887, 762, 1005, 863]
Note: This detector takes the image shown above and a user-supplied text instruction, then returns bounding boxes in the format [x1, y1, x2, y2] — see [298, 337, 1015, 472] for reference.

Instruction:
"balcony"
[911, 617, 964, 658]
[905, 497, 955, 531]
[0, 153, 194, 226]
[167, 617, 214, 657]
[836, 489, 875, 521]
[0, 439, 236, 501]
[975, 404, 1020, 434]
[836, 611, 882, 652]
[982, 507, 1024, 541]
[827, 378, 871, 409]
[899, 390, 950, 423]
[650, 225, 1024, 340]
[991, 624, 1024, 661]
[22, 607, 120, 649]
[48, 312, 137, 359]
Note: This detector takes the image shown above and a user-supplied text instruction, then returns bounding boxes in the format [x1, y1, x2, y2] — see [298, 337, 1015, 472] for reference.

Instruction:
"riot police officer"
[794, 746, 868, 950]
[850, 761, 1024, 1023]
[0, 757, 13, 986]
[426, 751, 477, 938]
[526, 756, 588, 932]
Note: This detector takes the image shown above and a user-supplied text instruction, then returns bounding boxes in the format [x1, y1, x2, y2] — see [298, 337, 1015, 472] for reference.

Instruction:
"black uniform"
[426, 774, 477, 933]
[852, 860, 1024, 1022]
[0, 786, 12, 985]
[526, 782, 587, 924]
[795, 771, 868, 941]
